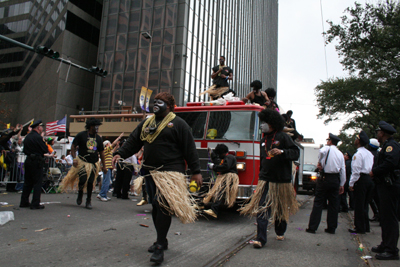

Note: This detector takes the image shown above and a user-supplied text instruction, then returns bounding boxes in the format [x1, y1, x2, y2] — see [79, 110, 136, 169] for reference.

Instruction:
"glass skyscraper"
[93, 0, 278, 112]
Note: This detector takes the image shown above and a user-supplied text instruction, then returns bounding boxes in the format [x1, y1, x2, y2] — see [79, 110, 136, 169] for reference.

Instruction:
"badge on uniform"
[353, 156, 356, 160]
[167, 122, 174, 128]
[386, 146, 393, 152]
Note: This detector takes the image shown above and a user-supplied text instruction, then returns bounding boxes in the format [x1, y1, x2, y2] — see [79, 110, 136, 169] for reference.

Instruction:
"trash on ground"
[35, 227, 52, 232]
[296, 227, 304, 231]
[1, 204, 13, 208]
[249, 240, 254, 244]
[0, 211, 14, 225]
[0, 202, 8, 205]
[359, 244, 364, 251]
[175, 232, 182, 235]
[67, 215, 70, 217]
[18, 239, 28, 242]
[361, 256, 372, 259]
[144, 210, 151, 213]
[103, 228, 117, 232]
[131, 199, 138, 202]
[40, 202, 61, 205]
[140, 224, 149, 228]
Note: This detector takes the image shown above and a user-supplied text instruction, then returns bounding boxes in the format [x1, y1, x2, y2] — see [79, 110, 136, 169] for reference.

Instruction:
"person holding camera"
[370, 121, 400, 260]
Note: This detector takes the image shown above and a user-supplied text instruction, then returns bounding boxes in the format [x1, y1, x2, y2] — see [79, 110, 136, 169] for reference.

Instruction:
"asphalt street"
[0, 189, 398, 267]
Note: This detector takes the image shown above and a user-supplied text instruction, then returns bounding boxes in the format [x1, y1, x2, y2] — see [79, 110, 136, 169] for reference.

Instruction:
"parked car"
[302, 164, 319, 191]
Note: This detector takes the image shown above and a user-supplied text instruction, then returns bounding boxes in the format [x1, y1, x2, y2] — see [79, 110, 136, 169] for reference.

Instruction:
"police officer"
[19, 120, 49, 209]
[370, 121, 400, 260]
[348, 130, 374, 234]
[306, 133, 346, 234]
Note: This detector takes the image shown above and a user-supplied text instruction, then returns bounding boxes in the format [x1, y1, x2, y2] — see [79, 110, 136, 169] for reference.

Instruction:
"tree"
[315, 1, 400, 140]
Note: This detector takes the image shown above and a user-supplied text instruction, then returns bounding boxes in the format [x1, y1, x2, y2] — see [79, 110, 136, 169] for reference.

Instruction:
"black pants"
[20, 157, 44, 207]
[377, 181, 400, 254]
[256, 182, 287, 246]
[145, 172, 171, 247]
[115, 164, 133, 198]
[353, 174, 374, 232]
[78, 163, 96, 201]
[308, 173, 340, 231]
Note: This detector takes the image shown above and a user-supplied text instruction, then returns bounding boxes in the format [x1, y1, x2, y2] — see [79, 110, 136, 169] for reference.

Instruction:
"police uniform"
[307, 133, 346, 234]
[19, 120, 49, 209]
[371, 121, 400, 260]
[348, 131, 374, 234]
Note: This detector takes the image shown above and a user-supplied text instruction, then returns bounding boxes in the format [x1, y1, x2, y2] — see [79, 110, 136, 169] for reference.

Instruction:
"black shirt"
[211, 153, 238, 174]
[259, 131, 299, 183]
[72, 131, 104, 164]
[23, 131, 48, 157]
[116, 114, 200, 174]
[212, 65, 233, 87]
[372, 137, 400, 179]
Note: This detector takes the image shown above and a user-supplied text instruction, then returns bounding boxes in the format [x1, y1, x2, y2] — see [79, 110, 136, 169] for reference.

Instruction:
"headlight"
[237, 162, 246, 171]
[311, 176, 317, 180]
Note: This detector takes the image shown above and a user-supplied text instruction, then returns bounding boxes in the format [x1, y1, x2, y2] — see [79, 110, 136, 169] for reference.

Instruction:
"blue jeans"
[99, 169, 112, 198]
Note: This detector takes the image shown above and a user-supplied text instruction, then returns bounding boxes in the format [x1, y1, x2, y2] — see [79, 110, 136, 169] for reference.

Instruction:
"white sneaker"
[108, 189, 113, 193]
[106, 197, 111, 200]
[97, 194, 108, 202]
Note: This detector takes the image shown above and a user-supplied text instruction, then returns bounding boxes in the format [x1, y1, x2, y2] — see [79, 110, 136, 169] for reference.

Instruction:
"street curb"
[346, 211, 375, 267]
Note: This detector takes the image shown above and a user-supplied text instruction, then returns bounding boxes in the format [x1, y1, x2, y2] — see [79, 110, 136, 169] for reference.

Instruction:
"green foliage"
[315, 1, 400, 142]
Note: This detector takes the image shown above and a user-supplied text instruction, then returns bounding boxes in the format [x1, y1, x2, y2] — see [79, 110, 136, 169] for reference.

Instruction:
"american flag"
[46, 117, 66, 135]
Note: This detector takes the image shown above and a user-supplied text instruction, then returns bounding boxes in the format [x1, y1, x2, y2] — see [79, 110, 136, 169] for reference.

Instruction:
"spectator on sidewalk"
[97, 133, 123, 202]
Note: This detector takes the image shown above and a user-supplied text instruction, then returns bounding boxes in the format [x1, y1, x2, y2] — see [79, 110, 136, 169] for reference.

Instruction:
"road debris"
[35, 228, 52, 232]
[139, 224, 149, 228]
[103, 228, 117, 232]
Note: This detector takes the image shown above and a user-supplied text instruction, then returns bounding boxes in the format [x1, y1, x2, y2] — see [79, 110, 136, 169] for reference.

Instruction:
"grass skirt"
[134, 171, 197, 224]
[59, 158, 100, 192]
[203, 173, 239, 208]
[239, 180, 299, 222]
[199, 84, 229, 100]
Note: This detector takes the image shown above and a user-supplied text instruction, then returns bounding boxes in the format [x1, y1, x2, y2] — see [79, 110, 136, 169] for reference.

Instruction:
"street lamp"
[141, 32, 152, 119]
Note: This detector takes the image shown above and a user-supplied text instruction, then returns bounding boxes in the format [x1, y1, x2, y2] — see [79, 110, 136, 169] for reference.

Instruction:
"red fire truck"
[174, 101, 265, 199]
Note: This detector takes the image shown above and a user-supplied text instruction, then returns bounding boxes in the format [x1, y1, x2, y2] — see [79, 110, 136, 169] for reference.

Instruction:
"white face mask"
[260, 122, 270, 133]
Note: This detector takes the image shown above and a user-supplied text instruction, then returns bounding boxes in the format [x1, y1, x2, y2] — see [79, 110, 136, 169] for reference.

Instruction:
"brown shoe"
[137, 199, 148, 206]
[253, 241, 263, 248]
[276, 235, 285, 241]
[203, 209, 217, 218]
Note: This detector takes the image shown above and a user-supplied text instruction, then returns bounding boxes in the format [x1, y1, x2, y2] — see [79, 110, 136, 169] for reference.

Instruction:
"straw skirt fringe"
[239, 181, 299, 222]
[199, 84, 229, 99]
[203, 173, 239, 208]
[134, 171, 197, 224]
[59, 158, 100, 192]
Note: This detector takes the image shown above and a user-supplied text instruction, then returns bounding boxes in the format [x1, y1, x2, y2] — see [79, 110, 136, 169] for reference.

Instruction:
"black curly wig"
[214, 144, 229, 155]
[258, 109, 285, 132]
[265, 88, 276, 99]
[250, 80, 262, 90]
[85, 118, 102, 130]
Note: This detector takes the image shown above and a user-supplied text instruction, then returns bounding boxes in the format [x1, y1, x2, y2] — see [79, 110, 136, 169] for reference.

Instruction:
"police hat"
[328, 133, 341, 143]
[375, 121, 397, 135]
[31, 120, 43, 128]
[369, 138, 380, 149]
[357, 130, 369, 145]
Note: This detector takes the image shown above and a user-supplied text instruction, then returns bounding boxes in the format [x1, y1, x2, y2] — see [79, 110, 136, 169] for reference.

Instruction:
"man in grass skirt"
[239, 109, 299, 248]
[59, 118, 107, 209]
[203, 144, 239, 218]
[112, 92, 202, 264]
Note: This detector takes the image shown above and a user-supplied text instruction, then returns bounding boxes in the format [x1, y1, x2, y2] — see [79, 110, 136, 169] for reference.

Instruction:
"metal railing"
[0, 151, 70, 192]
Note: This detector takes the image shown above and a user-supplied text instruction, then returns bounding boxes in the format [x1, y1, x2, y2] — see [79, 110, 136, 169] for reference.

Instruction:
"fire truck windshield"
[176, 111, 259, 141]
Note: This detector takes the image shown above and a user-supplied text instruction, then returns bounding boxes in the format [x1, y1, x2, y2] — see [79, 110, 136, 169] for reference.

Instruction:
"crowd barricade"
[0, 152, 69, 193]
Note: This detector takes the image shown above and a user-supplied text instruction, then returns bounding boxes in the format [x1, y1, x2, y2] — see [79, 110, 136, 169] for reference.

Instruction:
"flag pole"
[64, 114, 67, 143]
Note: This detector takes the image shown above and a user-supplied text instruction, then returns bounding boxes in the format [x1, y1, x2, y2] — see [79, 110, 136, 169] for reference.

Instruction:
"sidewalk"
[224, 197, 399, 267]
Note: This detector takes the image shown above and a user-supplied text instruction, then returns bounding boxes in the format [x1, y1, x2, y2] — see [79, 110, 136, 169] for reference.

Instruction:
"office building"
[93, 0, 278, 113]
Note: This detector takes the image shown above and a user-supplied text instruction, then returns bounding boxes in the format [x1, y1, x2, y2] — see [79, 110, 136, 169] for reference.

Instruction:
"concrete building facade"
[0, 0, 103, 127]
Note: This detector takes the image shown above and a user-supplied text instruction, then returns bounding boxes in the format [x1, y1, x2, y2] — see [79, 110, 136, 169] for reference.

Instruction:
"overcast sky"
[277, 0, 380, 145]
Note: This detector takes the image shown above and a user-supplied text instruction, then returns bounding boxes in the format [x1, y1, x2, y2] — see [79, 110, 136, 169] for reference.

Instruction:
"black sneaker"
[30, 205, 45, 210]
[77, 191, 83, 205]
[148, 239, 168, 253]
[372, 245, 385, 253]
[85, 201, 92, 209]
[150, 244, 164, 264]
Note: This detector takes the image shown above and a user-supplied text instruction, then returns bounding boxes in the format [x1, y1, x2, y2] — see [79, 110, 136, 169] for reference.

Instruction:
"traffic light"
[36, 46, 60, 59]
[89, 66, 108, 77]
